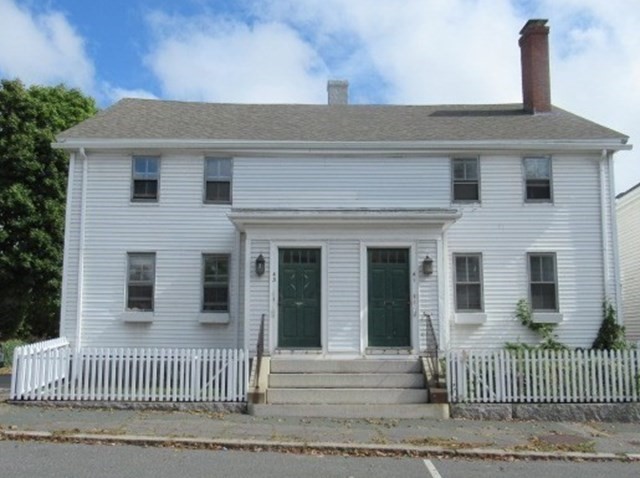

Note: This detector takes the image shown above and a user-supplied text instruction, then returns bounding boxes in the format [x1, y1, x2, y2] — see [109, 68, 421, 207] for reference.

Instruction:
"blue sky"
[1, 0, 638, 192]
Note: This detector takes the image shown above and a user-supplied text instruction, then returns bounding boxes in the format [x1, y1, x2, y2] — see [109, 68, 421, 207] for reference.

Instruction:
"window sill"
[122, 311, 154, 323]
[532, 312, 563, 324]
[198, 312, 230, 324]
[454, 313, 486, 325]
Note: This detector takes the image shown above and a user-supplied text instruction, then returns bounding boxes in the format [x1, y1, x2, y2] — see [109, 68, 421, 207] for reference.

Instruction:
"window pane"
[541, 255, 555, 281]
[531, 283, 556, 310]
[464, 160, 478, 180]
[455, 256, 468, 282]
[133, 180, 158, 199]
[206, 158, 232, 179]
[529, 256, 541, 282]
[453, 160, 466, 180]
[466, 256, 480, 282]
[134, 157, 158, 178]
[524, 158, 550, 179]
[456, 284, 481, 310]
[526, 180, 551, 200]
[206, 181, 231, 202]
[453, 183, 479, 201]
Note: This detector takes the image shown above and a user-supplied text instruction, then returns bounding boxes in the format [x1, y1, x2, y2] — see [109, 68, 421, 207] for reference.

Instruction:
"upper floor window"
[205, 158, 232, 203]
[528, 253, 558, 311]
[523, 157, 552, 201]
[202, 254, 229, 312]
[132, 156, 159, 201]
[127, 253, 156, 311]
[454, 253, 483, 311]
[452, 158, 479, 202]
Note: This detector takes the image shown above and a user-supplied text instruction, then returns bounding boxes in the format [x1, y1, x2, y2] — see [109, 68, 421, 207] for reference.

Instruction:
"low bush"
[1, 339, 25, 369]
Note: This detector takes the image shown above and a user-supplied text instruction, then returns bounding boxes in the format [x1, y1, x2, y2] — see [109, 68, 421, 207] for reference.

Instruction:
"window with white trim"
[202, 254, 229, 312]
[523, 157, 552, 201]
[528, 253, 558, 311]
[452, 158, 480, 202]
[204, 158, 232, 203]
[454, 253, 483, 311]
[127, 253, 155, 311]
[132, 156, 159, 201]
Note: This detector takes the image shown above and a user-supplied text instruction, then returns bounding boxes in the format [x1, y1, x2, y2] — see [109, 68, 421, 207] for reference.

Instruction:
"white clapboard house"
[48, 20, 631, 409]
[616, 184, 640, 343]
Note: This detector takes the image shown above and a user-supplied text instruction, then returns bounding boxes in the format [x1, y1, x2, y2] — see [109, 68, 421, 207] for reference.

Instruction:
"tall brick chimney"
[519, 19, 551, 114]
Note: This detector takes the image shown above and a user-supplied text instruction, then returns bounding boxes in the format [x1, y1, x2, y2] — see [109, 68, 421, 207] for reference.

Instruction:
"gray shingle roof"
[57, 98, 628, 143]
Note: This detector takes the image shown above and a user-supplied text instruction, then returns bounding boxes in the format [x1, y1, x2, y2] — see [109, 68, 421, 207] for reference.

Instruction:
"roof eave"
[52, 138, 632, 153]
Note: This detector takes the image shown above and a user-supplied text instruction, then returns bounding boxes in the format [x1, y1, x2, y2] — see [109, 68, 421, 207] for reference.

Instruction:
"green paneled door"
[278, 248, 321, 348]
[368, 248, 411, 347]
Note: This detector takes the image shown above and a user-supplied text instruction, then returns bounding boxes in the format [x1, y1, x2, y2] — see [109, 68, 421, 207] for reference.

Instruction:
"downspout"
[599, 148, 623, 324]
[607, 151, 624, 324]
[599, 151, 610, 300]
[75, 147, 88, 349]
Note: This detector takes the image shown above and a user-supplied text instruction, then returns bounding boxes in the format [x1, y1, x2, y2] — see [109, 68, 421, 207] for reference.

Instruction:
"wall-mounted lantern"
[422, 256, 434, 276]
[255, 254, 266, 276]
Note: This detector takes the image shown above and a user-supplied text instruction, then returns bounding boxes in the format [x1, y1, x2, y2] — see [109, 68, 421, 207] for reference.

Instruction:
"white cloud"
[0, 0, 94, 91]
[105, 85, 158, 103]
[144, 13, 328, 103]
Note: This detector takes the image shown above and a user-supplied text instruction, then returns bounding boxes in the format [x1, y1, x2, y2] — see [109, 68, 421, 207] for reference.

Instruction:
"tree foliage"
[0, 79, 97, 339]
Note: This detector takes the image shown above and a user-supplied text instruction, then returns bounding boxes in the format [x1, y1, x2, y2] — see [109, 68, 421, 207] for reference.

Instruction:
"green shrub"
[1, 339, 25, 368]
[592, 301, 628, 350]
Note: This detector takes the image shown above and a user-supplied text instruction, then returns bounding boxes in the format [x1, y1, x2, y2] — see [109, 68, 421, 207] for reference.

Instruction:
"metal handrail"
[424, 312, 440, 383]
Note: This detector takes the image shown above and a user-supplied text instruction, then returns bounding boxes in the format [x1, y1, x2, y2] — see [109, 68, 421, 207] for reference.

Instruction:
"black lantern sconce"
[255, 254, 266, 277]
[422, 256, 434, 276]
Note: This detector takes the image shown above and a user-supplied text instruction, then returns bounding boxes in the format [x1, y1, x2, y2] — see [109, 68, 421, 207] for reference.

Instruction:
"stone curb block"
[1, 430, 637, 462]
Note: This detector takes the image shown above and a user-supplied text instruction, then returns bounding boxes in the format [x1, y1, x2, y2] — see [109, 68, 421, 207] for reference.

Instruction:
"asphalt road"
[0, 441, 638, 478]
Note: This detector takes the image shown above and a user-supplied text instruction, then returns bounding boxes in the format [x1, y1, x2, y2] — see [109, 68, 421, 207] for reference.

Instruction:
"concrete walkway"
[0, 397, 639, 461]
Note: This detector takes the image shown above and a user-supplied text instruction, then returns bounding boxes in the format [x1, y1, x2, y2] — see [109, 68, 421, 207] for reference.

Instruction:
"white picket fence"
[447, 349, 640, 403]
[11, 338, 249, 402]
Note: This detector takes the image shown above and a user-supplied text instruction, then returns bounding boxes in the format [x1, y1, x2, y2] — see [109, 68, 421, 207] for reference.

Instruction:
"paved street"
[1, 441, 639, 478]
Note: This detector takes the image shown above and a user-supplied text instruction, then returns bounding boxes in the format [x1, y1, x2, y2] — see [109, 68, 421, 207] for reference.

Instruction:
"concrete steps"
[269, 372, 424, 389]
[265, 358, 428, 407]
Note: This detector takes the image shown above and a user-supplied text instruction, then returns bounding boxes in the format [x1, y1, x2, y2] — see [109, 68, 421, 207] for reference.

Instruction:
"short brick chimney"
[327, 80, 349, 105]
[519, 19, 551, 114]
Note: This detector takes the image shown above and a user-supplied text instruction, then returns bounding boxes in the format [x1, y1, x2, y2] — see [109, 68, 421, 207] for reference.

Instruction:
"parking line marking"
[423, 459, 443, 478]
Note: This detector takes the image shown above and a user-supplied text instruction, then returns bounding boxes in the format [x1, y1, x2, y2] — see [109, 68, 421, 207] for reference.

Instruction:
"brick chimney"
[327, 80, 349, 105]
[519, 19, 551, 114]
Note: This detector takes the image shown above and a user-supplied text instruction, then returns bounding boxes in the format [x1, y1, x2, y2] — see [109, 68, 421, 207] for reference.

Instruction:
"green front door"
[278, 248, 321, 348]
[368, 248, 411, 347]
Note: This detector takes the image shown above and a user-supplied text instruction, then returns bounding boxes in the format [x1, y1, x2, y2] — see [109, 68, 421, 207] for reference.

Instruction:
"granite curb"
[1, 429, 638, 463]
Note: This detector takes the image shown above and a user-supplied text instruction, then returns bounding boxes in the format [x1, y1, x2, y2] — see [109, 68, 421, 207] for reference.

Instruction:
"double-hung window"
[528, 253, 558, 311]
[127, 253, 156, 311]
[202, 254, 229, 312]
[523, 157, 552, 201]
[132, 156, 160, 201]
[204, 158, 232, 203]
[454, 254, 483, 311]
[452, 158, 480, 202]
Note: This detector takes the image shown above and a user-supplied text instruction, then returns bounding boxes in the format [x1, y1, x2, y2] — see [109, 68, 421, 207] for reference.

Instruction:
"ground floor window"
[528, 252, 558, 311]
[127, 253, 155, 311]
[454, 253, 483, 311]
[202, 254, 229, 312]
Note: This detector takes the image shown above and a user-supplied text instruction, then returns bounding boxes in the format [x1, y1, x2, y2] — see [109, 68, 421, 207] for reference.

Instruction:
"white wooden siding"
[448, 154, 609, 349]
[67, 153, 240, 349]
[233, 156, 450, 208]
[417, 240, 439, 352]
[327, 240, 361, 353]
[617, 187, 640, 341]
[247, 240, 270, 354]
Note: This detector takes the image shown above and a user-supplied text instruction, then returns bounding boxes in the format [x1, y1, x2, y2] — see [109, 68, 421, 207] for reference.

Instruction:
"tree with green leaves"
[0, 79, 97, 339]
